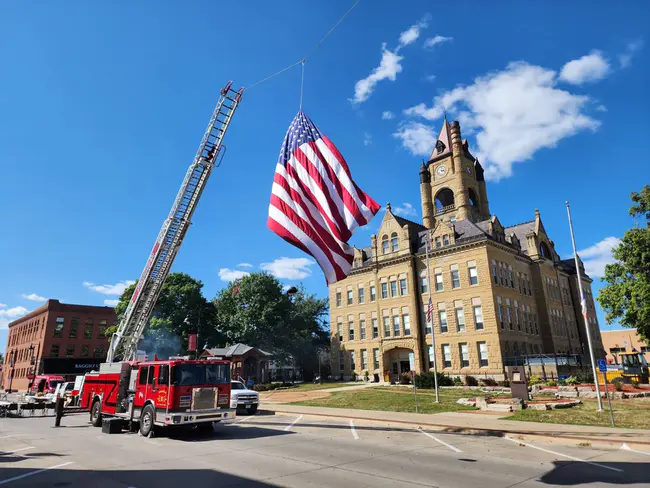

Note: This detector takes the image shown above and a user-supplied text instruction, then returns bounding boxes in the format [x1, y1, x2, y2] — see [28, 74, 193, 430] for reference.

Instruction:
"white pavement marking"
[418, 429, 462, 453]
[283, 415, 303, 431]
[349, 419, 359, 440]
[0, 435, 26, 440]
[621, 443, 650, 456]
[0, 461, 74, 485]
[504, 436, 623, 472]
[225, 413, 260, 425]
[1, 447, 35, 455]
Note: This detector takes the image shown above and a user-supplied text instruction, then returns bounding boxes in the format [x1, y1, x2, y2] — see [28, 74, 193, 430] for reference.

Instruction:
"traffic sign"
[597, 359, 607, 373]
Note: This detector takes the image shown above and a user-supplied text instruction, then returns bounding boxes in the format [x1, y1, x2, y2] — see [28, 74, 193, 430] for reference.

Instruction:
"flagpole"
[566, 201, 604, 412]
[426, 231, 440, 403]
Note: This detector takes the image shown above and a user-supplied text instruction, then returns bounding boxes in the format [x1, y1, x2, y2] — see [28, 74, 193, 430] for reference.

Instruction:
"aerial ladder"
[106, 81, 244, 363]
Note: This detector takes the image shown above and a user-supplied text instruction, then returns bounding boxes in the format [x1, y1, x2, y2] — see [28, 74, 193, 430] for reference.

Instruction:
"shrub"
[399, 373, 411, 385]
[252, 384, 270, 392]
[614, 380, 624, 392]
[528, 376, 543, 386]
[546, 380, 557, 387]
[414, 372, 454, 388]
[558, 379, 567, 386]
[452, 376, 463, 386]
[479, 377, 498, 387]
[351, 371, 357, 381]
[565, 376, 579, 385]
[465, 375, 479, 387]
[498, 380, 510, 387]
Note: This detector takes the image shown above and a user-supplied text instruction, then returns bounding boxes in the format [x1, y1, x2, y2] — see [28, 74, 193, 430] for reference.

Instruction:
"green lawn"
[509, 397, 650, 430]
[282, 382, 364, 392]
[292, 386, 478, 414]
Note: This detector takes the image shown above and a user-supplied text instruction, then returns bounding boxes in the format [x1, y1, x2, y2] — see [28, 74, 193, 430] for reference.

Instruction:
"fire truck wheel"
[139, 405, 155, 437]
[90, 400, 102, 427]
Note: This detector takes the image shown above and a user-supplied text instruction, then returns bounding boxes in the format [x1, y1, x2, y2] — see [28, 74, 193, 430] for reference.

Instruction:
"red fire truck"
[80, 359, 235, 436]
[78, 82, 245, 437]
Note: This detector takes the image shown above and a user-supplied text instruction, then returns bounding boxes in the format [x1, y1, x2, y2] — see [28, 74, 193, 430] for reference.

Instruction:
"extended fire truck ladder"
[106, 81, 244, 363]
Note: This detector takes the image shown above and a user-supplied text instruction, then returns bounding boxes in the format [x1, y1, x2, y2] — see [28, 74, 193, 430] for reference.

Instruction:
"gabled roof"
[505, 220, 536, 250]
[393, 214, 426, 232]
[428, 118, 452, 162]
[205, 343, 272, 358]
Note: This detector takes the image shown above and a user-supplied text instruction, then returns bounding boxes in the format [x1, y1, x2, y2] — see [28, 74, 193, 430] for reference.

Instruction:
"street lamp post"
[7, 349, 16, 393]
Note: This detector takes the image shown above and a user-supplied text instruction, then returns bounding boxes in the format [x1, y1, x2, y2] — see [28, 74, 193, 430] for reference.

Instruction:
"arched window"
[390, 233, 399, 252]
[382, 235, 389, 254]
[513, 342, 519, 358]
[434, 188, 455, 212]
[468, 188, 479, 208]
[539, 242, 551, 259]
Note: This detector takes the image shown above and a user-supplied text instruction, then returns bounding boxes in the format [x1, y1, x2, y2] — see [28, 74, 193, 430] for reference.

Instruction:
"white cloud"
[619, 39, 643, 68]
[351, 45, 403, 104]
[393, 202, 417, 218]
[104, 299, 119, 307]
[424, 35, 453, 48]
[423, 74, 437, 82]
[237, 263, 253, 268]
[596, 104, 607, 112]
[381, 111, 394, 120]
[398, 16, 429, 47]
[83, 280, 135, 296]
[363, 132, 372, 146]
[559, 51, 610, 84]
[0, 303, 6, 308]
[0, 305, 29, 329]
[22, 293, 45, 302]
[577, 236, 621, 278]
[402, 61, 599, 180]
[261, 257, 315, 280]
[393, 121, 437, 157]
[218, 268, 250, 282]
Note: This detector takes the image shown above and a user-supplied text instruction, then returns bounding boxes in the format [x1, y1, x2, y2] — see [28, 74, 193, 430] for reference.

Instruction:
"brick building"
[2, 299, 116, 391]
[601, 329, 649, 365]
[330, 119, 605, 382]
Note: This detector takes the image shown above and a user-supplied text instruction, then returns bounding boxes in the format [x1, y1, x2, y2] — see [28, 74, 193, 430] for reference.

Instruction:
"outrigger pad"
[102, 418, 126, 434]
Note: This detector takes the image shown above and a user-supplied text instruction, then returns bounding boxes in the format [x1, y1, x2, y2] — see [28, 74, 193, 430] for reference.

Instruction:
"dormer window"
[443, 235, 450, 246]
[390, 233, 399, 252]
[382, 235, 389, 254]
[540, 242, 551, 259]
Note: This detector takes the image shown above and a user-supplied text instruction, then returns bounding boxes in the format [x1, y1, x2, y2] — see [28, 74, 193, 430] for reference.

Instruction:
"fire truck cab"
[80, 359, 235, 436]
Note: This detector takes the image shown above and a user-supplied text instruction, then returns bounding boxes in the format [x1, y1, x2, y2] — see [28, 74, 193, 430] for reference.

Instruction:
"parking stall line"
[283, 415, 303, 431]
[349, 419, 359, 440]
[1, 446, 35, 455]
[621, 443, 650, 457]
[504, 436, 623, 472]
[0, 461, 74, 486]
[0, 435, 26, 440]
[417, 429, 462, 453]
[225, 413, 260, 425]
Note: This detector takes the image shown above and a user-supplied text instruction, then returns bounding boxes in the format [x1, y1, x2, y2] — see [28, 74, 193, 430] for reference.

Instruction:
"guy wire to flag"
[267, 111, 380, 284]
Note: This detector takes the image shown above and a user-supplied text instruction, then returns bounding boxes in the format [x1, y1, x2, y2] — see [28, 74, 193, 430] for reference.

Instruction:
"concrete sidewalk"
[261, 403, 650, 448]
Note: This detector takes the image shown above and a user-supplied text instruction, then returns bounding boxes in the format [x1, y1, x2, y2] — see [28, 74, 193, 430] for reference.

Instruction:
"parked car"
[230, 381, 259, 414]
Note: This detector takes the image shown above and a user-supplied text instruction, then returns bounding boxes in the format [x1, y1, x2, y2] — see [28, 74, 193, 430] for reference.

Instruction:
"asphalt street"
[0, 411, 649, 487]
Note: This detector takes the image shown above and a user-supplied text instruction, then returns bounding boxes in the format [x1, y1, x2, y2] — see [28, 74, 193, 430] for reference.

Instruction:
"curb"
[261, 407, 650, 451]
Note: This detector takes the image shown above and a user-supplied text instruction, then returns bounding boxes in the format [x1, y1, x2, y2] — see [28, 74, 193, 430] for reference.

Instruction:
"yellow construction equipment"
[597, 352, 649, 385]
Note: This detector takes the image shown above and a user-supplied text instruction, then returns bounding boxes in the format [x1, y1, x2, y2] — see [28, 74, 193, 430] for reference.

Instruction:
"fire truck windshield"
[171, 363, 230, 386]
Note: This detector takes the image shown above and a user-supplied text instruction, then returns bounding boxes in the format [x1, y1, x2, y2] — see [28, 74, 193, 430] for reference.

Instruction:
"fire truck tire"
[90, 400, 103, 427]
[139, 405, 155, 437]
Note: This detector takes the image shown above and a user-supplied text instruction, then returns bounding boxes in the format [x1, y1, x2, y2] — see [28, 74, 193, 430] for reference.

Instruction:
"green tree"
[108, 272, 221, 358]
[213, 273, 329, 377]
[598, 185, 650, 341]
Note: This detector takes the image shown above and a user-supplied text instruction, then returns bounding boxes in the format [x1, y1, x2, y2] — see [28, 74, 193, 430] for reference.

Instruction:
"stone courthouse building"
[330, 119, 604, 381]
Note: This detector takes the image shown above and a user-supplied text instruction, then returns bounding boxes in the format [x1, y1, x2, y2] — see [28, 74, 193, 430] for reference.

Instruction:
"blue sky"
[1, 1, 648, 351]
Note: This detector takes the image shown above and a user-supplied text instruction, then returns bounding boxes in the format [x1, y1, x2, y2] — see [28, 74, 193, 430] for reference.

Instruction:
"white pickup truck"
[229, 381, 259, 414]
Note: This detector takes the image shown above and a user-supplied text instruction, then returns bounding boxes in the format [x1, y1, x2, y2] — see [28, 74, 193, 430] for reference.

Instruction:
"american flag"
[267, 111, 380, 284]
[426, 297, 434, 324]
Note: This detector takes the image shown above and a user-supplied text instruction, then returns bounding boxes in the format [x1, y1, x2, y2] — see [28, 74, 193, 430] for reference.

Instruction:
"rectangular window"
[506, 306, 513, 330]
[97, 324, 107, 339]
[442, 344, 452, 368]
[390, 281, 397, 297]
[372, 318, 378, 338]
[139, 365, 150, 385]
[459, 343, 469, 368]
[383, 316, 390, 336]
[84, 324, 93, 339]
[360, 320, 366, 340]
[399, 279, 407, 296]
[81, 345, 89, 357]
[65, 344, 75, 358]
[159, 364, 169, 385]
[509, 270, 514, 288]
[468, 266, 478, 285]
[392, 315, 400, 336]
[428, 346, 435, 369]
[518, 273, 522, 293]
[50, 344, 60, 358]
[370, 286, 376, 302]
[381, 283, 388, 299]
[336, 292, 342, 307]
[451, 270, 460, 289]
[347, 290, 353, 305]
[478, 342, 488, 367]
[473, 305, 484, 330]
[500, 268, 507, 286]
[455, 307, 466, 332]
[54, 317, 64, 338]
[439, 310, 448, 333]
[435, 273, 444, 291]
[358, 288, 365, 304]
[373, 348, 380, 368]
[69, 317, 79, 338]
[492, 261, 498, 284]
[435, 237, 442, 248]
[350, 351, 356, 372]
[424, 310, 432, 335]
[403, 314, 411, 336]
[497, 297, 504, 328]
[443, 234, 450, 246]
[361, 349, 368, 370]
[420, 276, 428, 293]
[348, 321, 355, 341]
[528, 279, 533, 296]
[337, 322, 342, 341]
[93, 346, 105, 358]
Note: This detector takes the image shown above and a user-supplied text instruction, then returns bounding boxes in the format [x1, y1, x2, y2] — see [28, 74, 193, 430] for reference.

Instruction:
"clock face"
[436, 164, 447, 177]
[465, 166, 472, 175]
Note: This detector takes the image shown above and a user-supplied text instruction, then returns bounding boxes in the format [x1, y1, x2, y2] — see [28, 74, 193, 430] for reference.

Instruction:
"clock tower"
[420, 118, 490, 228]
